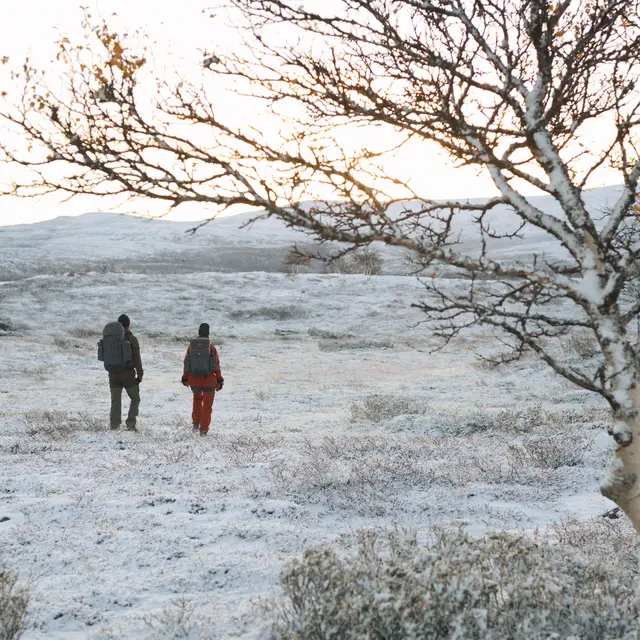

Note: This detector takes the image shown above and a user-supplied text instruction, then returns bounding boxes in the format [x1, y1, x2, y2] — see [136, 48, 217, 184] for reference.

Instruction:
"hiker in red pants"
[181, 323, 224, 436]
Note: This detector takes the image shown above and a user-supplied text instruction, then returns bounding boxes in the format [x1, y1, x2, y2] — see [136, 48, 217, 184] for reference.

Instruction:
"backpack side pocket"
[122, 340, 133, 365]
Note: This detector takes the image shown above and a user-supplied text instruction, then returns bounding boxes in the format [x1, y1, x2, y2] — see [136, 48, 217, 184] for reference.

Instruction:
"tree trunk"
[601, 386, 640, 531]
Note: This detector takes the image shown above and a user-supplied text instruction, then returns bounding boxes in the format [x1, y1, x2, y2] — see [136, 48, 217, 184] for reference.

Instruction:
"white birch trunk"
[601, 386, 640, 530]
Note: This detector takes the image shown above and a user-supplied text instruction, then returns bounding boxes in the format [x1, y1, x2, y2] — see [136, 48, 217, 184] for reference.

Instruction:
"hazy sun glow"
[0, 0, 623, 226]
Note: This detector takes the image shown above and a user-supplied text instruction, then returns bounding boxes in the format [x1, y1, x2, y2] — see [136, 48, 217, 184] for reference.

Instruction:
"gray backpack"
[98, 322, 133, 373]
[187, 338, 217, 376]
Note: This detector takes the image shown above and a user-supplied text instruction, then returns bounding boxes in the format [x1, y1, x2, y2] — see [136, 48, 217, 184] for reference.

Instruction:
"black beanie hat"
[118, 314, 130, 328]
[198, 322, 210, 337]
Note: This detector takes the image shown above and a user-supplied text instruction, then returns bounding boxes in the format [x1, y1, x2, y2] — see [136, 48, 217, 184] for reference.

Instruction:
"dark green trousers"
[109, 383, 140, 428]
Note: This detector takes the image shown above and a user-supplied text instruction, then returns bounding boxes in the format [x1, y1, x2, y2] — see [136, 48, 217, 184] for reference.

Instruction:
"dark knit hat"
[198, 322, 210, 337]
[118, 314, 131, 328]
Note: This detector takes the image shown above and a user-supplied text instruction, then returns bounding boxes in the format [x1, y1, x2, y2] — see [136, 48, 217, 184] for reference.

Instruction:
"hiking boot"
[126, 424, 138, 432]
[110, 424, 120, 430]
[192, 423, 200, 430]
[199, 430, 208, 437]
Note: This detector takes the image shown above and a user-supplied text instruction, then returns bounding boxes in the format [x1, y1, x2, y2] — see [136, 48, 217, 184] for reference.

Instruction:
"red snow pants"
[192, 390, 214, 433]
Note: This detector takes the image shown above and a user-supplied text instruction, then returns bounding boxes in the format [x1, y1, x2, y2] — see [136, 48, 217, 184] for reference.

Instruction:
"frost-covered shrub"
[471, 357, 498, 371]
[169, 333, 195, 343]
[441, 405, 611, 437]
[319, 338, 394, 352]
[267, 436, 436, 515]
[53, 337, 84, 350]
[229, 305, 306, 321]
[140, 598, 213, 640]
[0, 318, 15, 335]
[273, 530, 638, 640]
[443, 408, 502, 435]
[440, 404, 553, 435]
[308, 327, 394, 350]
[349, 250, 383, 276]
[438, 406, 535, 435]
[327, 250, 383, 275]
[307, 327, 354, 340]
[483, 405, 545, 432]
[512, 435, 586, 469]
[24, 411, 103, 438]
[550, 516, 639, 573]
[69, 326, 101, 338]
[221, 432, 282, 466]
[0, 318, 27, 336]
[563, 334, 600, 358]
[0, 568, 28, 640]
[349, 395, 428, 423]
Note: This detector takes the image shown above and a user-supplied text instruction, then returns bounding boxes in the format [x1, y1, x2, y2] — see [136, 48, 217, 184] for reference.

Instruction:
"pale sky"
[0, 1, 622, 226]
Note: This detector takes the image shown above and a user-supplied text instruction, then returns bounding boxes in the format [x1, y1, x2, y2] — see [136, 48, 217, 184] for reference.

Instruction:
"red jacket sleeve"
[212, 346, 223, 383]
[183, 346, 191, 379]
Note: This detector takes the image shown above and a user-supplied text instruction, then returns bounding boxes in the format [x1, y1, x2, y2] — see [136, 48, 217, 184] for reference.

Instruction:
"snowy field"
[0, 268, 625, 639]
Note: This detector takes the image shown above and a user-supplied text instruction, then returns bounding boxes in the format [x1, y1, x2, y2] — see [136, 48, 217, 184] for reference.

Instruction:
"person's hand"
[136, 372, 144, 384]
[181, 376, 189, 387]
[216, 379, 224, 391]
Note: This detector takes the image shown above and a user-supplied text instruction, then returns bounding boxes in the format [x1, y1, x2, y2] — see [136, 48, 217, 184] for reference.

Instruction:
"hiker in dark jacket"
[106, 314, 143, 431]
[181, 323, 223, 436]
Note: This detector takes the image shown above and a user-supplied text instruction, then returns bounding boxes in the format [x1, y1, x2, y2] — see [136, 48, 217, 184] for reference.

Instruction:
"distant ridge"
[0, 185, 626, 280]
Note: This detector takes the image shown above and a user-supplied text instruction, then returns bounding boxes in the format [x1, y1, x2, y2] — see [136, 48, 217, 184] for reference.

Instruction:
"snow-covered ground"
[0, 269, 619, 639]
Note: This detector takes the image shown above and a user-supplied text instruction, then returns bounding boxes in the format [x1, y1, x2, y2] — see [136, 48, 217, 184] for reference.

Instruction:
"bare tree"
[2, 1, 640, 527]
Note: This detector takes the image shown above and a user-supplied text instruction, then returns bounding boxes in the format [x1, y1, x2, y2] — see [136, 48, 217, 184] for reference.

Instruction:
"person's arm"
[213, 346, 224, 389]
[182, 347, 191, 385]
[131, 334, 143, 380]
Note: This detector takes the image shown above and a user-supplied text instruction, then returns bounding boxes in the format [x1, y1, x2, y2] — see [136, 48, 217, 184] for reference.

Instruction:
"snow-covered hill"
[0, 185, 625, 279]
[0, 209, 311, 278]
[1, 208, 304, 254]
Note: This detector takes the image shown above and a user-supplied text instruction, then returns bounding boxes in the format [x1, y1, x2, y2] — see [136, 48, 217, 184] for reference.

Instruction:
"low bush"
[550, 516, 638, 570]
[0, 568, 28, 640]
[439, 404, 611, 437]
[229, 305, 305, 321]
[23, 410, 103, 438]
[138, 597, 214, 639]
[273, 529, 638, 640]
[512, 435, 586, 469]
[319, 338, 395, 352]
[328, 250, 384, 275]
[0, 318, 27, 336]
[307, 327, 354, 340]
[563, 334, 600, 358]
[349, 395, 428, 423]
[221, 433, 282, 466]
[267, 436, 436, 515]
[53, 337, 84, 350]
[69, 327, 101, 338]
[0, 318, 15, 334]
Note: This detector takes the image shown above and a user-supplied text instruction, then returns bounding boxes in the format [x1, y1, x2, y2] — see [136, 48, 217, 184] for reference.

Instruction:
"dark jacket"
[109, 329, 143, 387]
